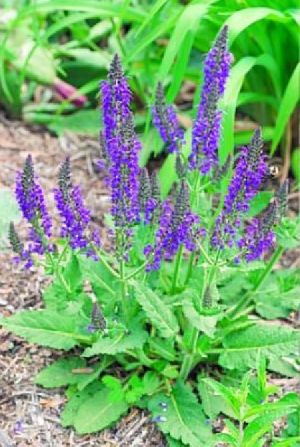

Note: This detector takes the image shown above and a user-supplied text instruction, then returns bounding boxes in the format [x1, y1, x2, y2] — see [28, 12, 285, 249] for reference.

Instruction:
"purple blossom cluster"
[152, 82, 184, 153]
[101, 55, 141, 228]
[14, 155, 52, 262]
[138, 168, 161, 224]
[211, 129, 268, 251]
[189, 26, 231, 174]
[144, 182, 200, 270]
[54, 157, 95, 250]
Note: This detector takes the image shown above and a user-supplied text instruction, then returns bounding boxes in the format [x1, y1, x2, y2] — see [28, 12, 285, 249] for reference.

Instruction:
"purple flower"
[145, 182, 200, 271]
[211, 129, 267, 250]
[101, 55, 141, 229]
[239, 202, 277, 261]
[189, 26, 231, 173]
[9, 222, 33, 269]
[54, 157, 92, 250]
[152, 82, 184, 153]
[15, 155, 52, 256]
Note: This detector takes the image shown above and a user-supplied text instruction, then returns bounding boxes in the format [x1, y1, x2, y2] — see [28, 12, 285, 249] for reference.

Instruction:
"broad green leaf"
[61, 381, 103, 427]
[133, 282, 179, 338]
[244, 393, 300, 420]
[271, 63, 300, 154]
[23, 1, 145, 23]
[1, 310, 91, 350]
[49, 110, 100, 136]
[242, 415, 272, 447]
[35, 357, 86, 388]
[201, 378, 240, 418]
[83, 328, 147, 357]
[269, 354, 300, 378]
[197, 377, 230, 420]
[148, 381, 212, 447]
[74, 387, 128, 434]
[224, 7, 287, 46]
[0, 188, 20, 248]
[182, 298, 219, 338]
[219, 324, 300, 370]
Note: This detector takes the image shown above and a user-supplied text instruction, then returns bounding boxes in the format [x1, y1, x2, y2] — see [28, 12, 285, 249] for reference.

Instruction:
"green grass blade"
[224, 7, 288, 46]
[134, 0, 169, 38]
[21, 0, 145, 23]
[219, 54, 280, 163]
[270, 62, 300, 155]
[157, 2, 210, 82]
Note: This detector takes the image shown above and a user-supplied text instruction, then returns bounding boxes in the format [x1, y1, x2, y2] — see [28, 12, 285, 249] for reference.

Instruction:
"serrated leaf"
[1, 310, 91, 350]
[197, 378, 232, 420]
[61, 381, 102, 427]
[133, 282, 179, 338]
[219, 324, 300, 370]
[201, 378, 240, 418]
[182, 298, 219, 337]
[82, 328, 147, 357]
[35, 357, 86, 388]
[74, 387, 128, 434]
[148, 381, 212, 447]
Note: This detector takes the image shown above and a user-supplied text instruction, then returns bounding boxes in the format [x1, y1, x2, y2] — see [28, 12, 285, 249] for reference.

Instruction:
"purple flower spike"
[145, 181, 200, 271]
[100, 55, 141, 258]
[54, 157, 92, 250]
[152, 82, 184, 153]
[189, 26, 231, 173]
[211, 129, 268, 251]
[15, 155, 52, 256]
[240, 202, 278, 261]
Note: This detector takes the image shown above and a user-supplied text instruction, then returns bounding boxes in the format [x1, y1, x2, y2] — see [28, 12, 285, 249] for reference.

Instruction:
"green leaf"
[182, 297, 219, 338]
[133, 282, 179, 338]
[219, 54, 279, 163]
[48, 110, 100, 136]
[269, 354, 300, 378]
[247, 192, 273, 218]
[197, 377, 231, 420]
[74, 387, 128, 434]
[1, 310, 91, 350]
[61, 381, 102, 427]
[271, 63, 300, 154]
[272, 438, 300, 447]
[219, 324, 300, 370]
[224, 7, 287, 46]
[291, 148, 300, 185]
[148, 381, 212, 447]
[201, 378, 240, 419]
[82, 328, 147, 357]
[35, 357, 86, 388]
[158, 2, 209, 82]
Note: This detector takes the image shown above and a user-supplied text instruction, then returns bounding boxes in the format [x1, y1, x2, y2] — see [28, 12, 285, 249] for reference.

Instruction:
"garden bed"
[0, 114, 299, 447]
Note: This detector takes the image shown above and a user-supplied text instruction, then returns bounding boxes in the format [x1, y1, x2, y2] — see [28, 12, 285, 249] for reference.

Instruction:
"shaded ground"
[0, 114, 299, 446]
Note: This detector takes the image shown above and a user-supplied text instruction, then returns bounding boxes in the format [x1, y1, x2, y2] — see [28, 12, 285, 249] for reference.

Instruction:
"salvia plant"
[2, 28, 300, 446]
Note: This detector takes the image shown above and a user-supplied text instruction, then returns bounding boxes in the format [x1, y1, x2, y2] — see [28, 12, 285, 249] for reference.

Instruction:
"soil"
[0, 113, 299, 447]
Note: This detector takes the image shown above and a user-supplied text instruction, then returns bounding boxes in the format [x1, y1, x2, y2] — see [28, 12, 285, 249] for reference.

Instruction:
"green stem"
[184, 251, 195, 285]
[171, 245, 184, 293]
[94, 247, 120, 279]
[228, 246, 285, 318]
[125, 261, 148, 281]
[179, 328, 199, 381]
[120, 259, 129, 325]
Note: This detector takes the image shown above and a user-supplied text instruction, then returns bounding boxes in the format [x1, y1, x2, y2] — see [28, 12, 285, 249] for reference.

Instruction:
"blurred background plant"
[0, 0, 299, 179]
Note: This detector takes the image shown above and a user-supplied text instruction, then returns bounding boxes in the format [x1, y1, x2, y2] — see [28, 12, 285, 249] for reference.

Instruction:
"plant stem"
[228, 246, 285, 318]
[125, 261, 148, 281]
[179, 328, 199, 381]
[93, 246, 120, 278]
[120, 258, 129, 325]
[171, 245, 184, 293]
